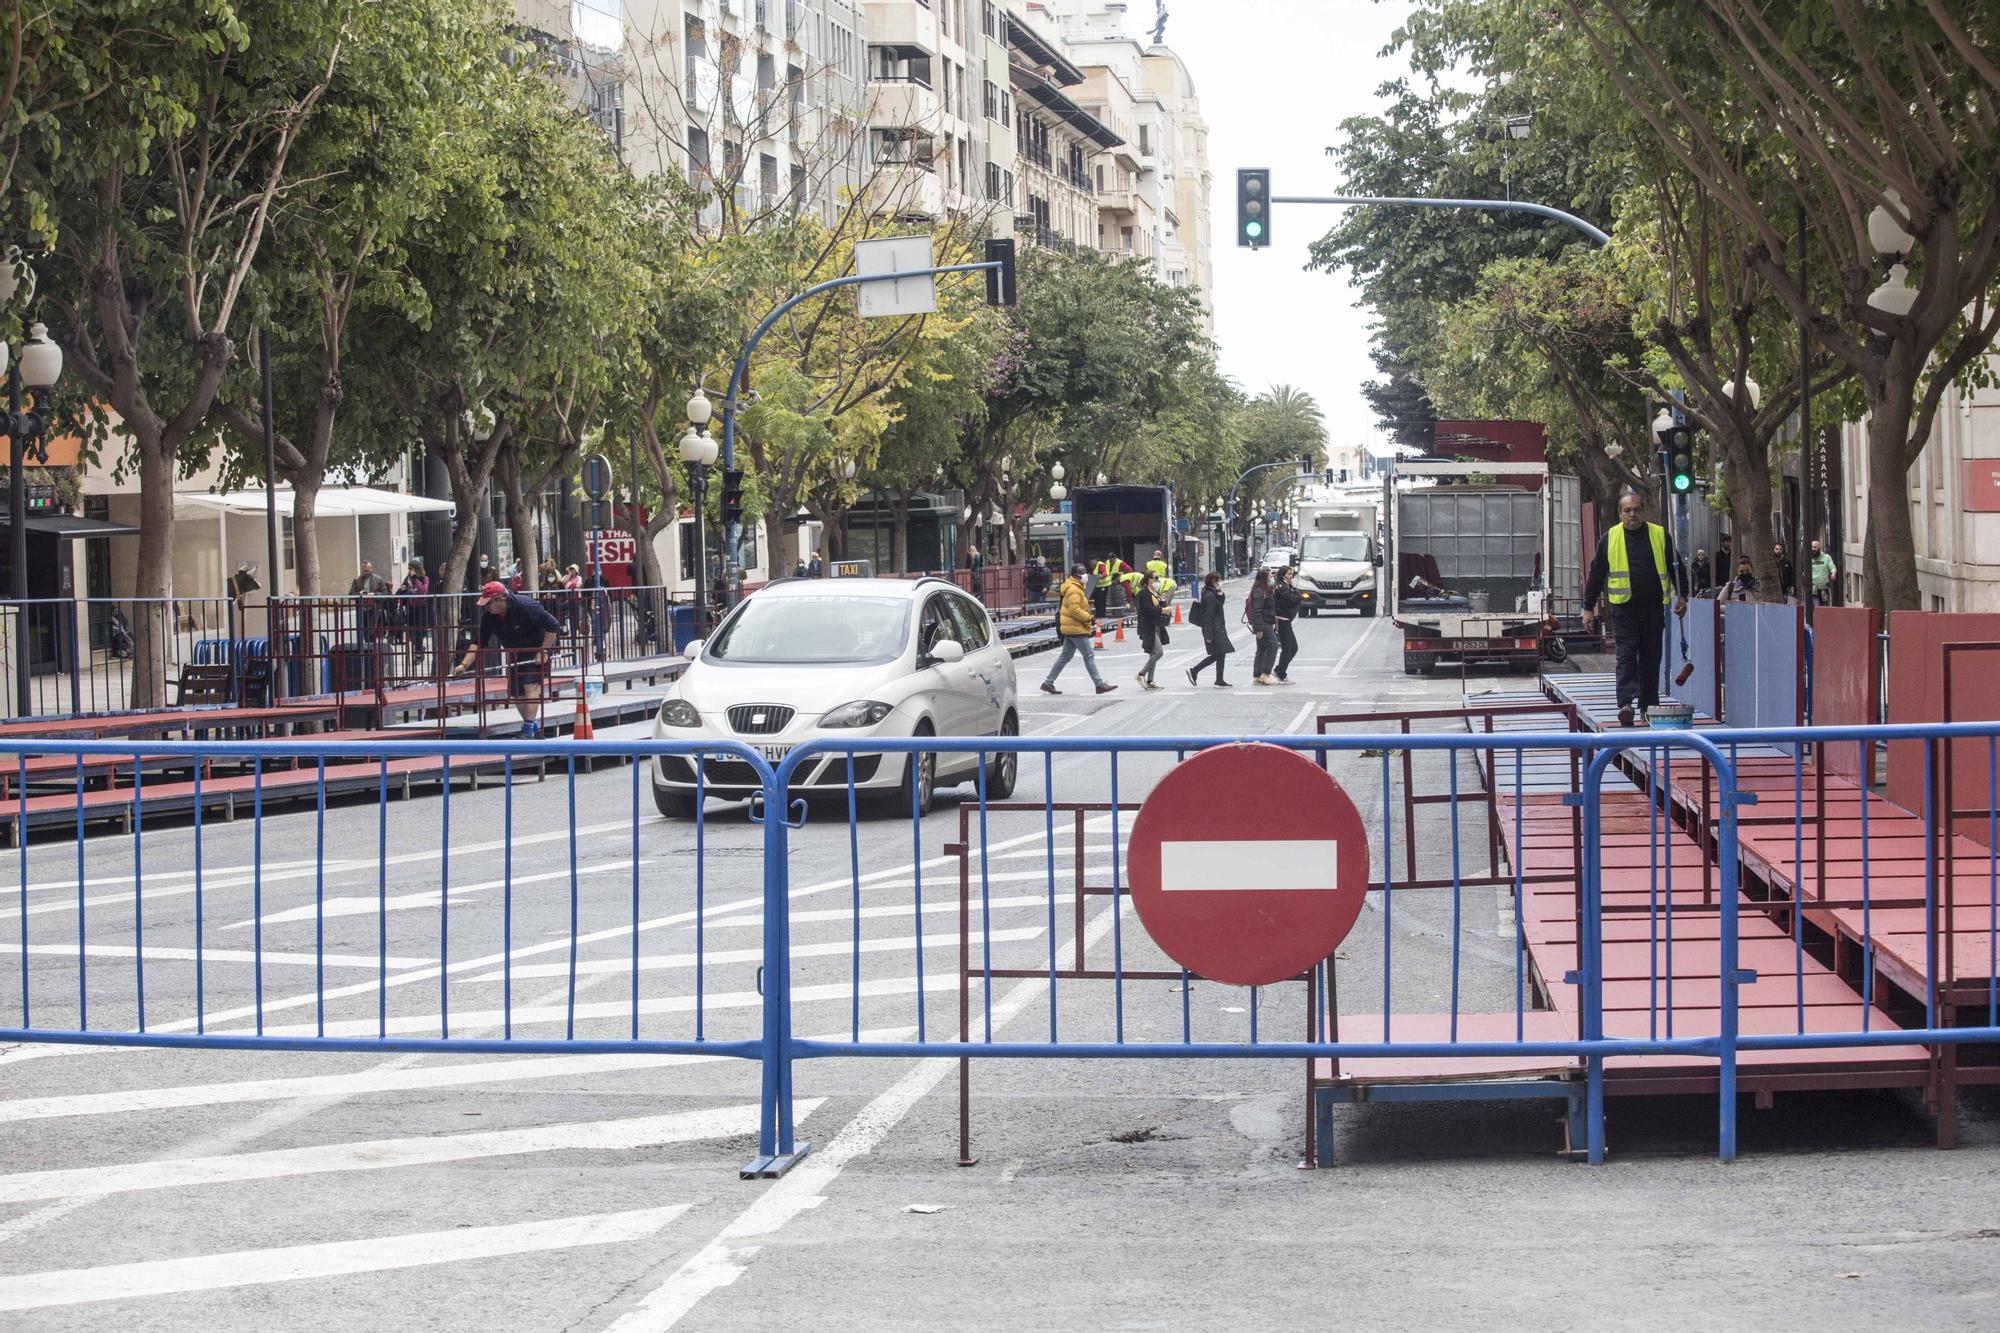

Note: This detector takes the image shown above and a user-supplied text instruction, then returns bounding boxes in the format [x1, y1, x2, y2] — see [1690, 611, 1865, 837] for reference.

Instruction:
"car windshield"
[1300, 534, 1370, 561]
[705, 594, 911, 665]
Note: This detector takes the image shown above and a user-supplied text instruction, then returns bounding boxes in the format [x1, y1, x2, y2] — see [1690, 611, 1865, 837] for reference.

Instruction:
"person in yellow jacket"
[1041, 564, 1117, 696]
[1582, 492, 1688, 726]
[1145, 550, 1176, 605]
[1091, 554, 1131, 617]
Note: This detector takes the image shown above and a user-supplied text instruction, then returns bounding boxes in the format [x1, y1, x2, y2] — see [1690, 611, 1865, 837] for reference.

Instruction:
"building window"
[983, 1, 997, 38]
[791, 162, 807, 206]
[686, 124, 710, 182]
[1138, 124, 1153, 156]
[1000, 91, 1011, 128]
[986, 161, 1003, 200]
[684, 11, 704, 84]
[984, 79, 998, 120]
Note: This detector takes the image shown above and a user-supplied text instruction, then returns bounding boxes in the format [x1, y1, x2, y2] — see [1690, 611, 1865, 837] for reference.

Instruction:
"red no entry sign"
[1127, 743, 1369, 987]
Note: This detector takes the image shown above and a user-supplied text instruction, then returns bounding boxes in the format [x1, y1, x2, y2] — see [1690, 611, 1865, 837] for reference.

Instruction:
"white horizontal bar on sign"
[1159, 840, 1341, 893]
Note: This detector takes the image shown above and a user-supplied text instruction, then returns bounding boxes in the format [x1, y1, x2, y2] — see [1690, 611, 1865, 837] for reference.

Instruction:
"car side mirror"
[1372, 554, 1384, 568]
[682, 639, 704, 660]
[928, 638, 966, 665]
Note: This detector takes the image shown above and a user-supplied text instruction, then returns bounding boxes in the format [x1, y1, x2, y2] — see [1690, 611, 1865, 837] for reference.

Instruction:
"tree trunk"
[497, 448, 538, 591]
[292, 476, 323, 596]
[892, 489, 911, 574]
[1735, 452, 1782, 603]
[129, 442, 176, 709]
[1864, 389, 1923, 611]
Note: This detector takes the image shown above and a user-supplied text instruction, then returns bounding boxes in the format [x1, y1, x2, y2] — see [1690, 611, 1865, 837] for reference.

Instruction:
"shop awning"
[175, 486, 455, 518]
[0, 513, 142, 539]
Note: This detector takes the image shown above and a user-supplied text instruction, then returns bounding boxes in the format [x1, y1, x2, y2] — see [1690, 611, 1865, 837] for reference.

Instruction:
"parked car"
[649, 577, 1019, 818]
[1259, 546, 1296, 572]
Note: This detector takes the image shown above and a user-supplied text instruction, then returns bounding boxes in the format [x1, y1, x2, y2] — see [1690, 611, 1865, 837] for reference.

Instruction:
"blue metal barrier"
[2, 720, 1998, 1175]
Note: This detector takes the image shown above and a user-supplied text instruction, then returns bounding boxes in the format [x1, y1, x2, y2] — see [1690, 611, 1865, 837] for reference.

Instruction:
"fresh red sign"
[1126, 743, 1370, 987]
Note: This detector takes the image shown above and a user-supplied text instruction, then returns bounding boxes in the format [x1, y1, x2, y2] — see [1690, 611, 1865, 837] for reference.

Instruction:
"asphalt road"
[0, 596, 1995, 1330]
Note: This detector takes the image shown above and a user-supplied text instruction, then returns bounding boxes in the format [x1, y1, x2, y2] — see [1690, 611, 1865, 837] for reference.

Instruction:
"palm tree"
[1254, 385, 1328, 459]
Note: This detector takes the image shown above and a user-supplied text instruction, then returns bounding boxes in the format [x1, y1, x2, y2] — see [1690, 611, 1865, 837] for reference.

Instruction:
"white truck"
[1291, 497, 1382, 617]
[1383, 461, 1582, 675]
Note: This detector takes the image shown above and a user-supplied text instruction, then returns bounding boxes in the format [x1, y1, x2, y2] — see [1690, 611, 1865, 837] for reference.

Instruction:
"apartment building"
[1039, 0, 1213, 323]
[516, 0, 871, 226]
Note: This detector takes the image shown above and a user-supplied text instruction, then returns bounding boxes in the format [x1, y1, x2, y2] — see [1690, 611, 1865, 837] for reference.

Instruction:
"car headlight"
[821, 700, 894, 728]
[657, 698, 701, 728]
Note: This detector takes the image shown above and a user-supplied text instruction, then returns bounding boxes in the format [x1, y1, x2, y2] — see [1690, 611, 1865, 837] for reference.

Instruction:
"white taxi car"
[650, 577, 1020, 818]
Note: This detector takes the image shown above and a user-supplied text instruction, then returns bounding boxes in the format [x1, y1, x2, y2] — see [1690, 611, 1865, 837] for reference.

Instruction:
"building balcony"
[1098, 187, 1146, 219]
[868, 77, 943, 129]
[866, 163, 946, 218]
[867, 0, 938, 53]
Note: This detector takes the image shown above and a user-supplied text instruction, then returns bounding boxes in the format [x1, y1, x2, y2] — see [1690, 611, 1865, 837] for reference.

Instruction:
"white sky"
[1165, 0, 1419, 453]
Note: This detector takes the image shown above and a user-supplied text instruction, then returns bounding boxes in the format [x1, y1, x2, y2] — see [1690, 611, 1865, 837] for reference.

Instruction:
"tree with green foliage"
[40, 0, 351, 703]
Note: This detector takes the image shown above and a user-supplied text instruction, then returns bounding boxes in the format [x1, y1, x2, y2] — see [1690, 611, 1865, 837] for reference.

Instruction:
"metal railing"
[1, 720, 1996, 1176]
[0, 596, 239, 718]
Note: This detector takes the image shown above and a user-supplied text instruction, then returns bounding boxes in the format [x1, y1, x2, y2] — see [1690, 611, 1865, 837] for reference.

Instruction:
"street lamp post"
[1, 259, 65, 717]
[680, 392, 719, 640]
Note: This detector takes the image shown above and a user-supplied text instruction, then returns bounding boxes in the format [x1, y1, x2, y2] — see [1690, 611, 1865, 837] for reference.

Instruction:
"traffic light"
[1656, 414, 1695, 494]
[1237, 169, 1270, 248]
[984, 237, 1017, 307]
[721, 468, 745, 527]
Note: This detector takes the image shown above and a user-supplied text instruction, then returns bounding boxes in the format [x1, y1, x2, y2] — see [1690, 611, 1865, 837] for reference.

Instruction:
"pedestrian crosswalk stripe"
[0, 1100, 816, 1204]
[468, 926, 1045, 982]
[0, 1205, 693, 1312]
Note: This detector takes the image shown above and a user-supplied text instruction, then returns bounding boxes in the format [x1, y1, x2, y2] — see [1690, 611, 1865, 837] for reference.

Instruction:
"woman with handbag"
[1185, 571, 1235, 687]
[1134, 569, 1169, 690]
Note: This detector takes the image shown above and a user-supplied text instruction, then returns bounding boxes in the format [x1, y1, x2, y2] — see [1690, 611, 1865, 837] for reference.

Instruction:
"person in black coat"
[1247, 568, 1278, 684]
[1272, 567, 1303, 682]
[1133, 569, 1168, 690]
[1185, 571, 1235, 687]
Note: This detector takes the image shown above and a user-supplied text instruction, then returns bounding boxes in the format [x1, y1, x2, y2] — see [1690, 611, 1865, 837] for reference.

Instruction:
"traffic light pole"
[1222, 458, 1313, 575]
[717, 259, 1005, 612]
[1266, 193, 1611, 246]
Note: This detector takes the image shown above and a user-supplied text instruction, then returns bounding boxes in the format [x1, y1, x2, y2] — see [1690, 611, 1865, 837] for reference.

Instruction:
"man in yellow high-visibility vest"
[1582, 492, 1688, 727]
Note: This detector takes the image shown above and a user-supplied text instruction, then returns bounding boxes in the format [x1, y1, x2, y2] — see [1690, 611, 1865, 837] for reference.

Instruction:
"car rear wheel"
[982, 712, 1019, 800]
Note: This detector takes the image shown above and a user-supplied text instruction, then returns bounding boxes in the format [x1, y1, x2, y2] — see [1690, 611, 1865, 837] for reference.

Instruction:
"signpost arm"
[719, 262, 1000, 610]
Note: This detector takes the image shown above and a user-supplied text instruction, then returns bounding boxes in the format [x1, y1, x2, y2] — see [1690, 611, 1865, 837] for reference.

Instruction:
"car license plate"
[756, 743, 791, 762]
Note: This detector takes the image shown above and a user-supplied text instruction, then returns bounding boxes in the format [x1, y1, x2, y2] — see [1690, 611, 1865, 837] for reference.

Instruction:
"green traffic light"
[1672, 473, 1692, 493]
[1245, 220, 1263, 239]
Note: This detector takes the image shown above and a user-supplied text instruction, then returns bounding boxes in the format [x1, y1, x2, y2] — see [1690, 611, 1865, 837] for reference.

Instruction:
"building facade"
[1041, 0, 1213, 323]
[1834, 367, 2000, 612]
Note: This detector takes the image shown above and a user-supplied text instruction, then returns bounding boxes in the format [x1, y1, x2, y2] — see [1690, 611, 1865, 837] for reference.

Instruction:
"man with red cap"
[453, 581, 562, 736]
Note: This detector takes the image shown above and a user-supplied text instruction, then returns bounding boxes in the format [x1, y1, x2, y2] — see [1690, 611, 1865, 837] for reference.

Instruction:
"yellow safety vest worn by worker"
[1145, 558, 1176, 603]
[1606, 523, 1671, 605]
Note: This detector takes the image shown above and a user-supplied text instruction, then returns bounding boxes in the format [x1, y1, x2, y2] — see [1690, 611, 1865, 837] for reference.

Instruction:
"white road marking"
[1327, 614, 1383, 679]
[0, 1206, 694, 1312]
[1282, 698, 1320, 735]
[601, 900, 1130, 1330]
[0, 1100, 811, 1205]
[224, 859, 647, 929]
[1160, 840, 1342, 892]
[20, 943, 433, 971]
[471, 927, 1045, 982]
[0, 1030, 911, 1125]
[218, 973, 968, 1040]
[698, 893, 1062, 930]
[0, 820, 636, 923]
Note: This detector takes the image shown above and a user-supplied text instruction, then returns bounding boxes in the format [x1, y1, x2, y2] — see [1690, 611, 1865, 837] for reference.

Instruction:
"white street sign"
[854, 235, 937, 319]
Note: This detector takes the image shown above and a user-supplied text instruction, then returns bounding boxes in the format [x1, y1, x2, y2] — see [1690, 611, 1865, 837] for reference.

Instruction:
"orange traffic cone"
[1093, 624, 1105, 650]
[1172, 601, 1183, 625]
[1114, 619, 1126, 642]
[573, 691, 594, 741]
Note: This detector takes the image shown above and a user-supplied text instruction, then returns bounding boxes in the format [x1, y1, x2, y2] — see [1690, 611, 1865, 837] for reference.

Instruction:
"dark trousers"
[1252, 630, 1279, 678]
[1190, 649, 1230, 682]
[1609, 600, 1667, 711]
[1275, 619, 1299, 679]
